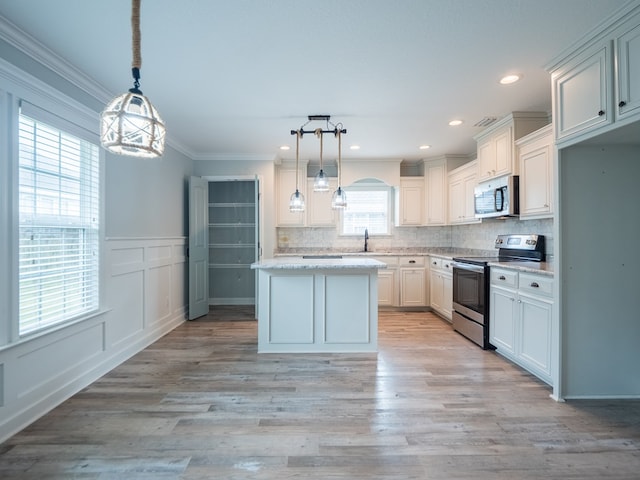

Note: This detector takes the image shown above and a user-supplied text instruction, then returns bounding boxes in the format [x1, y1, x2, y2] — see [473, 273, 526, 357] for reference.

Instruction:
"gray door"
[188, 176, 209, 319]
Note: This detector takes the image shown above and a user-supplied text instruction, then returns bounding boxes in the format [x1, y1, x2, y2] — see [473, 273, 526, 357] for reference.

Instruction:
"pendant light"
[313, 128, 330, 192]
[331, 127, 347, 209]
[289, 130, 306, 212]
[100, 0, 166, 158]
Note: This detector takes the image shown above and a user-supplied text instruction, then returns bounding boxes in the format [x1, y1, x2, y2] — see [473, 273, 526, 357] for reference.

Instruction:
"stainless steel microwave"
[474, 175, 519, 218]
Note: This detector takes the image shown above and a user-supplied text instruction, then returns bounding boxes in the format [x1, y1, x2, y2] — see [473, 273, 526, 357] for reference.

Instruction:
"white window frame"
[0, 59, 104, 344]
[339, 180, 393, 236]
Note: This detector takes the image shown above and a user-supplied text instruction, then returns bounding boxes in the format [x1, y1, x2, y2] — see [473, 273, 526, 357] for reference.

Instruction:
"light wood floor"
[1, 310, 639, 479]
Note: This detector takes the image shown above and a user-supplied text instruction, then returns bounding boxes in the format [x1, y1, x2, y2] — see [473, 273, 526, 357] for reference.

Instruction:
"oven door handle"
[452, 261, 485, 273]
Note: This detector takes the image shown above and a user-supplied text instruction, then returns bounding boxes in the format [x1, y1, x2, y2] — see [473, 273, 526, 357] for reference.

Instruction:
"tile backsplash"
[277, 217, 554, 259]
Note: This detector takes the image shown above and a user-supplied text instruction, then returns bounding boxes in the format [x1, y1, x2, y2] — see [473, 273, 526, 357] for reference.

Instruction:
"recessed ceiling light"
[280, 145, 290, 150]
[350, 145, 360, 150]
[500, 74, 521, 85]
[419, 145, 431, 150]
[448, 120, 463, 126]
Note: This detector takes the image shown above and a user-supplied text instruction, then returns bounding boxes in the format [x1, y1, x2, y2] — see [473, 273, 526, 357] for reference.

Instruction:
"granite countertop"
[488, 260, 554, 277]
[273, 247, 490, 259]
[251, 257, 387, 270]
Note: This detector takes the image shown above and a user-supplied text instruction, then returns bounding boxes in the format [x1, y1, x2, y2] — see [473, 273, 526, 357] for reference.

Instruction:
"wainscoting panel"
[0, 237, 187, 443]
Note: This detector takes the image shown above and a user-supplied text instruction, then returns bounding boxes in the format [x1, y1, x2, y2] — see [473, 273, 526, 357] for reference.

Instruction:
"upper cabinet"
[398, 177, 424, 226]
[474, 112, 549, 182]
[423, 155, 468, 226]
[548, 4, 640, 146]
[516, 124, 554, 219]
[306, 178, 338, 227]
[448, 160, 480, 225]
[276, 163, 306, 227]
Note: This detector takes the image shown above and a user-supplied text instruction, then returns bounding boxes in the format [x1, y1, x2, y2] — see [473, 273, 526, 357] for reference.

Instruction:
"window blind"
[18, 104, 100, 335]
[342, 188, 390, 235]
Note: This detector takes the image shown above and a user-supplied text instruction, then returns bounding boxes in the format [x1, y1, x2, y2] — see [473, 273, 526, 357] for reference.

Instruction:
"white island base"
[252, 257, 386, 353]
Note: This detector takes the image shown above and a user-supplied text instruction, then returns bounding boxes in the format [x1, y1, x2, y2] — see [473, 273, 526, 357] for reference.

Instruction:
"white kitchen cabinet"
[276, 164, 306, 226]
[516, 124, 554, 219]
[474, 112, 549, 182]
[549, 6, 640, 145]
[429, 256, 452, 321]
[490, 267, 554, 385]
[448, 160, 480, 224]
[551, 42, 611, 142]
[374, 256, 398, 307]
[399, 256, 426, 306]
[306, 178, 337, 227]
[398, 178, 424, 226]
[424, 159, 447, 225]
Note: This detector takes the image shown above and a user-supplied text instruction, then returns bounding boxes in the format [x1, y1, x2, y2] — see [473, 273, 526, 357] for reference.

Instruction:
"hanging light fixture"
[331, 126, 347, 209]
[289, 130, 305, 212]
[101, 0, 166, 158]
[313, 128, 330, 192]
[291, 115, 347, 200]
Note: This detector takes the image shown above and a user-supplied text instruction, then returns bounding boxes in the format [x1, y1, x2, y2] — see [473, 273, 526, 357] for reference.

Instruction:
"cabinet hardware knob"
[619, 101, 627, 107]
[530, 282, 539, 288]
[499, 275, 506, 280]
[445, 264, 449, 268]
[598, 110, 605, 116]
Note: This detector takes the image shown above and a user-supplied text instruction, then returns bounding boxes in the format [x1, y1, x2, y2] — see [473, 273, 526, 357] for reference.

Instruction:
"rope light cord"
[295, 129, 301, 190]
[130, 0, 142, 92]
[314, 127, 324, 170]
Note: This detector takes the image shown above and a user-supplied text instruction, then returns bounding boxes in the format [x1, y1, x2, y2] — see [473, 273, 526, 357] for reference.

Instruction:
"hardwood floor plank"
[1, 310, 640, 479]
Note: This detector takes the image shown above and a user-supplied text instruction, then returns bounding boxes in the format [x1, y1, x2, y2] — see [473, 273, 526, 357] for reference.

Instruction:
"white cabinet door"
[490, 287, 517, 355]
[377, 269, 396, 306]
[448, 177, 464, 224]
[518, 125, 554, 219]
[306, 178, 337, 226]
[399, 178, 424, 225]
[448, 161, 479, 224]
[400, 268, 425, 306]
[430, 271, 443, 313]
[477, 126, 513, 182]
[425, 161, 447, 225]
[553, 43, 612, 141]
[442, 273, 452, 319]
[519, 294, 553, 380]
[493, 126, 513, 178]
[277, 167, 305, 226]
[616, 15, 640, 120]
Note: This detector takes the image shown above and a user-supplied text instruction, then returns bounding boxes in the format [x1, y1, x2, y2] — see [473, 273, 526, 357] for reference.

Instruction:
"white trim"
[0, 15, 194, 160]
[0, 16, 112, 104]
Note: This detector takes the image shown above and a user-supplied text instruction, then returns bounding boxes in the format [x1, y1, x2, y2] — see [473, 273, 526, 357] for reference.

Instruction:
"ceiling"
[0, 0, 629, 163]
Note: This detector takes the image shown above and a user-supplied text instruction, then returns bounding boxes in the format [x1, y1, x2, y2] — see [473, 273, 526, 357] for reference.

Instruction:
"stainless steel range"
[451, 234, 545, 349]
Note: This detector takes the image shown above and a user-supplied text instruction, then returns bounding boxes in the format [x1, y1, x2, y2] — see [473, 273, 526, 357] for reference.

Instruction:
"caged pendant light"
[313, 128, 330, 192]
[101, 0, 166, 158]
[289, 130, 306, 212]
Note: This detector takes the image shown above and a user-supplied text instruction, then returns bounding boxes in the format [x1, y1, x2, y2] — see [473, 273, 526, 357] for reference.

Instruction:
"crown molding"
[0, 14, 190, 158]
[0, 16, 112, 104]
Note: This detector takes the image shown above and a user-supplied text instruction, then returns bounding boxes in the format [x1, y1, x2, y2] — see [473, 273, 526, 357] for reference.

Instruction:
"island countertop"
[251, 257, 387, 270]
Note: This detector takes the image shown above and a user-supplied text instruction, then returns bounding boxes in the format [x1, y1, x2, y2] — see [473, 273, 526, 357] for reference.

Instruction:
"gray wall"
[105, 146, 192, 238]
[560, 144, 640, 397]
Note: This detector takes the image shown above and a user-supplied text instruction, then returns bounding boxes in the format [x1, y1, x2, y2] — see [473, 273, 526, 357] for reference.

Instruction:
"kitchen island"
[251, 257, 386, 353]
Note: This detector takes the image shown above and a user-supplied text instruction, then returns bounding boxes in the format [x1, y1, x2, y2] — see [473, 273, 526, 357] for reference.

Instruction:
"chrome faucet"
[364, 228, 369, 252]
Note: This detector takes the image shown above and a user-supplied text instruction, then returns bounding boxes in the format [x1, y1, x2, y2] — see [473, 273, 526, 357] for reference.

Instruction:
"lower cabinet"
[373, 256, 428, 307]
[429, 256, 452, 321]
[490, 267, 554, 385]
[400, 256, 426, 306]
[372, 256, 398, 307]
